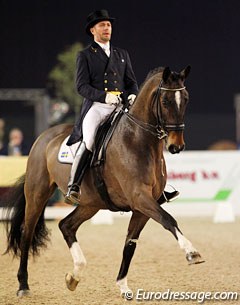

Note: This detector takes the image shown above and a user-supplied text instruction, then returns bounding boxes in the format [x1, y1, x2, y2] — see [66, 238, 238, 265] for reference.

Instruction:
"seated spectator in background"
[0, 128, 29, 156]
[0, 118, 5, 152]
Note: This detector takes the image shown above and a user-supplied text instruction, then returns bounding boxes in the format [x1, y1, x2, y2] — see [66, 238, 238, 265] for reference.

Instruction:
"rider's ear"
[162, 67, 171, 83]
[180, 65, 191, 80]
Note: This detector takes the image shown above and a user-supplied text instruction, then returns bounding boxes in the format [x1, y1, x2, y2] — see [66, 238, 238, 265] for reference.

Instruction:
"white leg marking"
[175, 91, 181, 110]
[175, 228, 197, 254]
[70, 242, 87, 280]
[116, 276, 132, 296]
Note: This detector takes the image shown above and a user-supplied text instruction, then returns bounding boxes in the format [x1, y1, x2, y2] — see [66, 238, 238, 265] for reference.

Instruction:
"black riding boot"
[65, 142, 92, 205]
[157, 190, 180, 205]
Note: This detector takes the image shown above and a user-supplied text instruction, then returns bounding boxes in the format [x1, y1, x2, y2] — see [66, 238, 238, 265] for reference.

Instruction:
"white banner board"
[164, 151, 240, 219]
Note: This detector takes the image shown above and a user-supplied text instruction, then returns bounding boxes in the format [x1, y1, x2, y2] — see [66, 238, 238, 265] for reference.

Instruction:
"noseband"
[122, 79, 186, 140]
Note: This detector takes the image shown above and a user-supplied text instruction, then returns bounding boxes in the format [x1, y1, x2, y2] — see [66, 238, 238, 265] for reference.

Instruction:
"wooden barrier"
[0, 156, 28, 186]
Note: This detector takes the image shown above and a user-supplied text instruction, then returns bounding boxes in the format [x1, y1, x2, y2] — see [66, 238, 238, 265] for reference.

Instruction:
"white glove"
[105, 93, 121, 105]
[128, 94, 136, 105]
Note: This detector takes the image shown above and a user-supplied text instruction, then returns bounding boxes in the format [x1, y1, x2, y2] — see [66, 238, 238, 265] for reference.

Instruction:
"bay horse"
[4, 66, 204, 298]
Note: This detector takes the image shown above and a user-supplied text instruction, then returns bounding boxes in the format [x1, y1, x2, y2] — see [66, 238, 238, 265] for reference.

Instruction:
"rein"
[122, 80, 186, 139]
[122, 109, 167, 140]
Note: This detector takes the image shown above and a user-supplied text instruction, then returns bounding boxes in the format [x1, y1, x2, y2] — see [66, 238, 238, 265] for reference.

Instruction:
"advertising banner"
[164, 151, 240, 219]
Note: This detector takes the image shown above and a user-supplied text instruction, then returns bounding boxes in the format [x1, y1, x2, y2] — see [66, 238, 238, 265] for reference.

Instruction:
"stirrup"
[157, 190, 180, 205]
[65, 185, 81, 206]
[163, 190, 180, 202]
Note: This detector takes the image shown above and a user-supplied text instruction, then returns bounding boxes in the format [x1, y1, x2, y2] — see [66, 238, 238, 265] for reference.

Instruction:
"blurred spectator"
[0, 118, 5, 152]
[208, 139, 237, 150]
[0, 128, 29, 156]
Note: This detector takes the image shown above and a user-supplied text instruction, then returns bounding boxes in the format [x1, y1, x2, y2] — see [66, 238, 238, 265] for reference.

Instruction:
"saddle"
[91, 109, 121, 167]
[91, 108, 130, 212]
[58, 109, 122, 165]
[58, 107, 130, 212]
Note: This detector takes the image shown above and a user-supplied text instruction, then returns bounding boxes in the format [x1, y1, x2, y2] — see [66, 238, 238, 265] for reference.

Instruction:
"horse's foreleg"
[59, 205, 99, 291]
[135, 192, 204, 265]
[116, 211, 149, 299]
[157, 205, 204, 264]
[174, 228, 204, 264]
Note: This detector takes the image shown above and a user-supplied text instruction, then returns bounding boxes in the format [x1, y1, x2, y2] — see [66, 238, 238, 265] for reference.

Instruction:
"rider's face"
[90, 21, 112, 43]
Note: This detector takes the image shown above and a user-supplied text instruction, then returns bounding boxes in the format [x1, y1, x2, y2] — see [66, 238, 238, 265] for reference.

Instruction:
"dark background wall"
[0, 0, 240, 149]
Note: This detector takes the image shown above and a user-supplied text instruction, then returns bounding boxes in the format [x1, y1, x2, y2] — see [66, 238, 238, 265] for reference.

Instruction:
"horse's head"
[127, 65, 190, 154]
[158, 66, 191, 154]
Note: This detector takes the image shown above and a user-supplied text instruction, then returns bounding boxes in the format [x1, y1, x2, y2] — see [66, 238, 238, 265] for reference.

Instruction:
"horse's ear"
[180, 65, 191, 80]
[162, 67, 171, 83]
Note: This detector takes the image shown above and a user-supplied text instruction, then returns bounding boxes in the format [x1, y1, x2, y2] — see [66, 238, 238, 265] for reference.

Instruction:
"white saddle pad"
[58, 136, 81, 164]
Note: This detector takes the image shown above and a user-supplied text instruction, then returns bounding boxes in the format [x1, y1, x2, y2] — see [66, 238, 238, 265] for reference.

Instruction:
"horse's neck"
[126, 88, 164, 152]
[125, 78, 165, 154]
[130, 87, 155, 124]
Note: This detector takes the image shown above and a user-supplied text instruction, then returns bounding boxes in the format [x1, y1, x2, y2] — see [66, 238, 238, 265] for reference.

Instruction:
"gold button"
[114, 72, 117, 76]
[115, 88, 119, 91]
[104, 88, 108, 91]
[104, 72, 107, 76]
[104, 80, 108, 83]
[114, 80, 117, 83]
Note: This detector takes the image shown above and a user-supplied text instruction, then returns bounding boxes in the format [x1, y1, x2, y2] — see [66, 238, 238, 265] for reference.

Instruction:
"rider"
[65, 9, 179, 205]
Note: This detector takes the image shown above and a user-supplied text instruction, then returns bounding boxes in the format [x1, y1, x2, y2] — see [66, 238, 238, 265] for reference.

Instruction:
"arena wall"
[1, 152, 240, 221]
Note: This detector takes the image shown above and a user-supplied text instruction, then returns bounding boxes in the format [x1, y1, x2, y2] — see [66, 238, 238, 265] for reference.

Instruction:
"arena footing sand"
[1, 217, 239, 305]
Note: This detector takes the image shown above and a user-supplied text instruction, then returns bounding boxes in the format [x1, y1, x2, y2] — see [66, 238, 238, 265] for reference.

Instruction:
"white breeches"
[82, 102, 116, 151]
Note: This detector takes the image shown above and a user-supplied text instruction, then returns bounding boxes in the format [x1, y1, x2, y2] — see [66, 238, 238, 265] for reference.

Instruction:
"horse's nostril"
[168, 144, 185, 154]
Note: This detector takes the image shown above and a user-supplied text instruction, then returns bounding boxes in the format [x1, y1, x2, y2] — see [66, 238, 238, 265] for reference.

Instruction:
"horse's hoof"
[65, 272, 79, 291]
[186, 252, 205, 265]
[17, 289, 30, 297]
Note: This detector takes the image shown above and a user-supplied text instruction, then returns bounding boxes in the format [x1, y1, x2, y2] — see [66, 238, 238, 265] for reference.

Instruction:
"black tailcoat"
[67, 41, 138, 145]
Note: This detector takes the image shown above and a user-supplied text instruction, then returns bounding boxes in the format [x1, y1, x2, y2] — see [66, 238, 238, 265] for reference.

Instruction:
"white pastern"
[116, 276, 132, 296]
[175, 91, 181, 110]
[70, 242, 87, 280]
[175, 228, 197, 254]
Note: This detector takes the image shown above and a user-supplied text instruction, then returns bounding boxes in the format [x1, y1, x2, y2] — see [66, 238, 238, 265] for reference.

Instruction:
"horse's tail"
[3, 174, 50, 257]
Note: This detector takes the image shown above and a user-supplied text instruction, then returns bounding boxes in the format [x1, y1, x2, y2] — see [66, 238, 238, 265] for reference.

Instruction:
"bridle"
[122, 80, 186, 140]
[155, 80, 186, 132]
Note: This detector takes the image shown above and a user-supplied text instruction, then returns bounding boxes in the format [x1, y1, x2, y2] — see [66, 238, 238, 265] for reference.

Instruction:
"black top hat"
[85, 9, 115, 36]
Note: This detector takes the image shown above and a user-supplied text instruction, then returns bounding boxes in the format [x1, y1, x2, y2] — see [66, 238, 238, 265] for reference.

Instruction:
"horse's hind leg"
[17, 180, 56, 296]
[59, 205, 99, 291]
[116, 211, 149, 298]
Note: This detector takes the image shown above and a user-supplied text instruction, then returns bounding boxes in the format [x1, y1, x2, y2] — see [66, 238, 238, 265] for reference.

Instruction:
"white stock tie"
[102, 47, 110, 57]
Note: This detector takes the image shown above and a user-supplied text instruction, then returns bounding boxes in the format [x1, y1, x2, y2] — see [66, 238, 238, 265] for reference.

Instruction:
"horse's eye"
[162, 99, 170, 107]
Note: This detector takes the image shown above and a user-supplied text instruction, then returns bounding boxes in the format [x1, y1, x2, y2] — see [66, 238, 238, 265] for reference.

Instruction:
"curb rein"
[122, 80, 186, 140]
